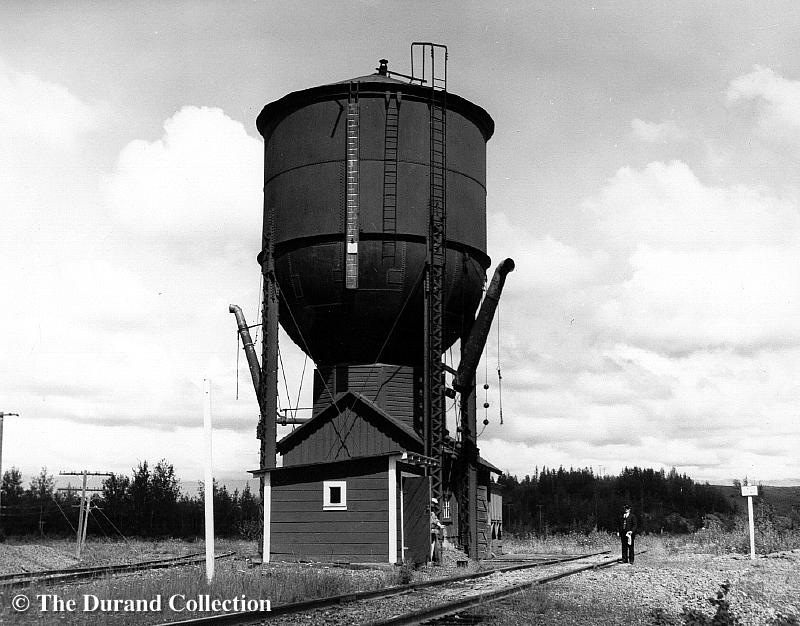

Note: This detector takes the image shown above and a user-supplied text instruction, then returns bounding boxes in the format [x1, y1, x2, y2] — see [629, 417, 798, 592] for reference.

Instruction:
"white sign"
[741, 485, 758, 497]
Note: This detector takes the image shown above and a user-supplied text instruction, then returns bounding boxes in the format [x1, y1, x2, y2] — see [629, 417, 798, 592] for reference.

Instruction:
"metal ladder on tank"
[382, 91, 400, 260]
[413, 42, 448, 507]
[345, 81, 360, 289]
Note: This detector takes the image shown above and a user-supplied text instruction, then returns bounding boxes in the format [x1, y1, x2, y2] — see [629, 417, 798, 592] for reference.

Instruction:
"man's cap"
[623, 504, 631, 509]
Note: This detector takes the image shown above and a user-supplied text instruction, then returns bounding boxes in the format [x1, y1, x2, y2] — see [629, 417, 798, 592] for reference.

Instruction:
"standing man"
[430, 497, 444, 564]
[619, 504, 638, 564]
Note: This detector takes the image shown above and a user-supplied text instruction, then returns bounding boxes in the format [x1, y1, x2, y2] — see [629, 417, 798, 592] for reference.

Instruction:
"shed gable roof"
[277, 391, 423, 455]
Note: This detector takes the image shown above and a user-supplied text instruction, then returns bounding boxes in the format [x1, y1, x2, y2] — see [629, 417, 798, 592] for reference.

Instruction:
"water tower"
[234, 44, 512, 562]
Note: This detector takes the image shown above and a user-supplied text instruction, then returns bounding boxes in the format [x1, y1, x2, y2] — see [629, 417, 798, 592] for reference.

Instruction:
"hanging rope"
[336, 262, 427, 408]
[291, 353, 309, 429]
[254, 272, 264, 343]
[478, 338, 490, 436]
[278, 287, 342, 422]
[277, 345, 293, 416]
[497, 302, 504, 425]
[235, 331, 240, 401]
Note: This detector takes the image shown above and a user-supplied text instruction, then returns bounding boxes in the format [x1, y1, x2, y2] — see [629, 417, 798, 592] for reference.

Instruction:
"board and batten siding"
[268, 458, 394, 562]
[282, 407, 404, 465]
[312, 365, 416, 429]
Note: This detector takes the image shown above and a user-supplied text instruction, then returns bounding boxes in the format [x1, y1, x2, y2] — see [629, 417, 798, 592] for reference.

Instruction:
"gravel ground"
[0, 544, 79, 574]
[2, 541, 798, 624]
[485, 549, 800, 625]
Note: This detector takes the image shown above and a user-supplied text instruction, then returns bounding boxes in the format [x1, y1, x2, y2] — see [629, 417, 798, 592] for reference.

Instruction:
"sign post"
[741, 484, 758, 560]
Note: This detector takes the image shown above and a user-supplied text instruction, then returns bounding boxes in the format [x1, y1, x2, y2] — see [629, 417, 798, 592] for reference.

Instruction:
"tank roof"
[257, 68, 494, 142]
[331, 72, 407, 85]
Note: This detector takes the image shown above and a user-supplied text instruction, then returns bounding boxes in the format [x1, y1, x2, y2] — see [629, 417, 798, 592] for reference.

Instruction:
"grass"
[503, 529, 669, 557]
[659, 517, 800, 558]
[0, 538, 402, 624]
[3, 529, 800, 624]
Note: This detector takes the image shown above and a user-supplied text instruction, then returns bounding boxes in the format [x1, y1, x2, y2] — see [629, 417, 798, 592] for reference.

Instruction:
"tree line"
[498, 465, 736, 535]
[3, 460, 740, 540]
[0, 460, 260, 540]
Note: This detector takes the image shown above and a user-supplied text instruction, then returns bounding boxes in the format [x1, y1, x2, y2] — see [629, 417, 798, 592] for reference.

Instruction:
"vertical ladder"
[382, 91, 400, 259]
[345, 82, 360, 289]
[413, 42, 448, 506]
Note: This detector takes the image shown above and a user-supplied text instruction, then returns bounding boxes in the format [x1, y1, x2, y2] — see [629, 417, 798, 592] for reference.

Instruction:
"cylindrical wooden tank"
[256, 65, 494, 366]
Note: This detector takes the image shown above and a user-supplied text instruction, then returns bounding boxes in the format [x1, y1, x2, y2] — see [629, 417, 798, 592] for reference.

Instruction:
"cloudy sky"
[2, 2, 800, 488]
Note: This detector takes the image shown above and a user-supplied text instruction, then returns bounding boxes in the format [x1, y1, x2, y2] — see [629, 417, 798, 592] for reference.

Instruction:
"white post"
[741, 484, 758, 560]
[203, 379, 215, 583]
[747, 495, 756, 560]
[388, 457, 397, 564]
[262, 472, 271, 563]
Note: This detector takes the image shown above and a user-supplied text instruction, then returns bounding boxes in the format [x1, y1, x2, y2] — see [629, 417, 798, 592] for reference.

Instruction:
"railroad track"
[0, 551, 236, 589]
[163, 550, 619, 626]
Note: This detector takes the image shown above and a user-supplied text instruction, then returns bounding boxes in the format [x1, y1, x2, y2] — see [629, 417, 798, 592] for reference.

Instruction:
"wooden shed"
[251, 387, 502, 564]
[251, 391, 437, 564]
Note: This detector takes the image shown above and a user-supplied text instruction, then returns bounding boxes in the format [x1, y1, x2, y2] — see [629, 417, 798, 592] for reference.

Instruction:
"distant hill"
[712, 484, 800, 518]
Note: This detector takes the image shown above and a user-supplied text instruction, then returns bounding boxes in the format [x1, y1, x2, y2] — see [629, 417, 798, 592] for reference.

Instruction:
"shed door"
[402, 476, 430, 565]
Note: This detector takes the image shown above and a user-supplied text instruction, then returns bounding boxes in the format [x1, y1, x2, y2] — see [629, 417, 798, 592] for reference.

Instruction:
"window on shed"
[323, 480, 347, 510]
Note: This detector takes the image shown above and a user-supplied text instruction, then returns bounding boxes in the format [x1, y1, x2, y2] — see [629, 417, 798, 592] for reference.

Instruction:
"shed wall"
[270, 460, 389, 562]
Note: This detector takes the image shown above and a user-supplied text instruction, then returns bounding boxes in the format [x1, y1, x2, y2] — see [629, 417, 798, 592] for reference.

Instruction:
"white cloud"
[0, 62, 271, 480]
[0, 58, 95, 147]
[587, 160, 799, 251]
[727, 65, 800, 135]
[488, 213, 608, 291]
[597, 245, 800, 351]
[105, 106, 262, 248]
[630, 118, 686, 143]
[478, 150, 800, 484]
[478, 343, 800, 482]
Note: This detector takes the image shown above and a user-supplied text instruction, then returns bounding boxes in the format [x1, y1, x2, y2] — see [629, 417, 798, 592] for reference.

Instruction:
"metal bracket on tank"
[345, 81, 360, 289]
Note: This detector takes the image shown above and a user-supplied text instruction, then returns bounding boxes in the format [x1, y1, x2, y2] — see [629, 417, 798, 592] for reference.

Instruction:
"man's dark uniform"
[619, 507, 638, 564]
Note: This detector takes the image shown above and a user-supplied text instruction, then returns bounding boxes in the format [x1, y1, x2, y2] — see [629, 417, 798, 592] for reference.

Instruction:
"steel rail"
[160, 551, 611, 626]
[363, 557, 624, 625]
[365, 550, 647, 626]
[0, 551, 236, 589]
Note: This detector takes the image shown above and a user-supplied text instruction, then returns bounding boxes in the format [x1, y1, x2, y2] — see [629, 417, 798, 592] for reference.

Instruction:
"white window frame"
[323, 480, 347, 511]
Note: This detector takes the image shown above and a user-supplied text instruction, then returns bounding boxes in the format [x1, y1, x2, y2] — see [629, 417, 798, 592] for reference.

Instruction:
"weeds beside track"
[0, 552, 236, 589]
[160, 551, 616, 626]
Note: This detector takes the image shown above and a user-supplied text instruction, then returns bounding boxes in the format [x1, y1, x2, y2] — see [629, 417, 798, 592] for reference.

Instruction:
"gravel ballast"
[488, 549, 800, 625]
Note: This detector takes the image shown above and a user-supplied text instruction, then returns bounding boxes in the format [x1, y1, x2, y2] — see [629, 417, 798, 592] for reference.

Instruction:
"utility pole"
[0, 412, 20, 536]
[59, 471, 112, 558]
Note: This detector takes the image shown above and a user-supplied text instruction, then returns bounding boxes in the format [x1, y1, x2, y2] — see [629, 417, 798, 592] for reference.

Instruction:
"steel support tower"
[414, 42, 448, 506]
